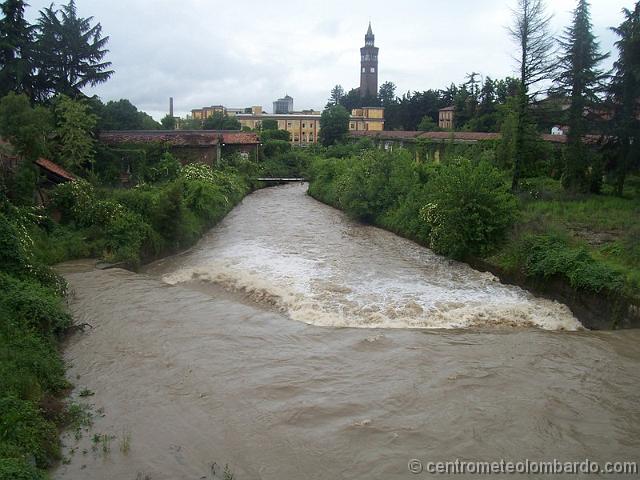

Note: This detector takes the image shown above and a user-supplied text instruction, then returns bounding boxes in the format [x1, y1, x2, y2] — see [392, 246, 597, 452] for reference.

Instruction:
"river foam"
[157, 184, 581, 331]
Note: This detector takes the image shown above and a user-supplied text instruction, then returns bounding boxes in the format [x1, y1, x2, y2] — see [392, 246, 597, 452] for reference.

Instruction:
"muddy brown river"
[54, 184, 640, 479]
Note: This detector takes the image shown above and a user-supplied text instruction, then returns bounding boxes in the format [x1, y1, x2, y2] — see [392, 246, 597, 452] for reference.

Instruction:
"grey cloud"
[23, 0, 631, 120]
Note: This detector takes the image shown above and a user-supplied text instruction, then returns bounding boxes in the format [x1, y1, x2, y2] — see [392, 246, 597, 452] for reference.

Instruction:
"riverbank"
[307, 151, 640, 329]
[0, 164, 252, 480]
[31, 164, 251, 270]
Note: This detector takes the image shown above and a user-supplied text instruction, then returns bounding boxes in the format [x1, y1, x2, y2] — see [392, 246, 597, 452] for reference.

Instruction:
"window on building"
[362, 67, 365, 73]
[302, 123, 305, 128]
[287, 122, 292, 127]
[370, 67, 375, 73]
[350, 123, 355, 129]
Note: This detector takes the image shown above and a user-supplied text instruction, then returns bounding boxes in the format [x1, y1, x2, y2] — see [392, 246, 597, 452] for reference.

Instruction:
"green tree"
[202, 112, 240, 130]
[328, 84, 344, 106]
[508, 0, 556, 190]
[261, 129, 290, 142]
[161, 114, 176, 130]
[555, 0, 609, 192]
[0, 0, 36, 99]
[319, 105, 349, 146]
[35, 0, 113, 98]
[378, 81, 396, 107]
[0, 92, 52, 160]
[261, 118, 278, 130]
[417, 115, 439, 131]
[98, 99, 148, 130]
[339, 88, 363, 111]
[608, 2, 639, 196]
[138, 111, 160, 130]
[53, 95, 97, 171]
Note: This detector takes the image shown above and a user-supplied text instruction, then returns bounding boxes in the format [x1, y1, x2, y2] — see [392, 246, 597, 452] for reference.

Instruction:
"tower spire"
[365, 21, 374, 46]
[360, 21, 379, 98]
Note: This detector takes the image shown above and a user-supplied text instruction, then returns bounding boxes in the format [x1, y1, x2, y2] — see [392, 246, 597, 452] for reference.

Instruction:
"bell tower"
[359, 22, 378, 98]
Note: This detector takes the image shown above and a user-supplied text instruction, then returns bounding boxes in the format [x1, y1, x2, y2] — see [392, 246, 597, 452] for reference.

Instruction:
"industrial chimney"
[169, 97, 174, 118]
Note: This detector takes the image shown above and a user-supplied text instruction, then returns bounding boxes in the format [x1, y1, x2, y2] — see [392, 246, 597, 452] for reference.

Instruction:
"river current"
[54, 184, 640, 479]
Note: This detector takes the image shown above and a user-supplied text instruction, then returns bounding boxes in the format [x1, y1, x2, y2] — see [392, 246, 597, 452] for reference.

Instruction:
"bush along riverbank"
[1, 199, 72, 479]
[307, 148, 640, 329]
[36, 162, 250, 269]
[0, 160, 253, 480]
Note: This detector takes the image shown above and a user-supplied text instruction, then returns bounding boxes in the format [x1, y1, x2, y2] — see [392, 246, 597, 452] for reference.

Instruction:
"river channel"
[54, 183, 640, 479]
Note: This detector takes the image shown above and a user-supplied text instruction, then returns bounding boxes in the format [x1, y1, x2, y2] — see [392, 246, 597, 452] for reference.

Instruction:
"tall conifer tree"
[555, 0, 609, 192]
[609, 2, 640, 196]
[508, 0, 556, 190]
[0, 0, 36, 98]
[35, 0, 113, 99]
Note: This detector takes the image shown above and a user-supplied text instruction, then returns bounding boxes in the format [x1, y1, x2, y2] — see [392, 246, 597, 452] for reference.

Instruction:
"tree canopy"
[35, 0, 113, 99]
[319, 105, 349, 146]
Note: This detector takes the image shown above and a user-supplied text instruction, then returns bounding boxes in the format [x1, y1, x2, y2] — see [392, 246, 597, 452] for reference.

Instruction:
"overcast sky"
[24, 0, 633, 120]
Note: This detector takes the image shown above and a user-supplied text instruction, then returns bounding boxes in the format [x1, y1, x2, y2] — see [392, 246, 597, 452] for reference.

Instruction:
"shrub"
[420, 158, 518, 259]
[0, 273, 72, 337]
[49, 179, 96, 226]
[0, 206, 66, 294]
[519, 234, 624, 292]
[0, 458, 46, 480]
[0, 321, 67, 401]
[101, 208, 152, 266]
[0, 397, 58, 468]
[148, 152, 180, 182]
[263, 140, 291, 159]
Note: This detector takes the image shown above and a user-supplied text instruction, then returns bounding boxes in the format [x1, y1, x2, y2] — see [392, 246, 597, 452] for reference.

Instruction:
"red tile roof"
[100, 130, 259, 146]
[35, 158, 76, 181]
[419, 131, 500, 141]
[350, 130, 604, 145]
[351, 130, 423, 139]
[221, 132, 260, 145]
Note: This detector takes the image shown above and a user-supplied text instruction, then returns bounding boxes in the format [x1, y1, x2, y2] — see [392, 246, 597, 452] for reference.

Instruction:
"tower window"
[370, 67, 375, 73]
[362, 67, 365, 73]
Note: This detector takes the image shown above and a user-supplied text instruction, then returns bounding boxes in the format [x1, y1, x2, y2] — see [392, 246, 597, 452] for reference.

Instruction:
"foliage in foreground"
[0, 201, 71, 479]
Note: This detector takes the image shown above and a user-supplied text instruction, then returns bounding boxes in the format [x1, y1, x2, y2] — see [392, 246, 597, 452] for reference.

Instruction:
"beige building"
[349, 107, 384, 132]
[438, 106, 455, 129]
[191, 105, 225, 120]
[236, 106, 385, 145]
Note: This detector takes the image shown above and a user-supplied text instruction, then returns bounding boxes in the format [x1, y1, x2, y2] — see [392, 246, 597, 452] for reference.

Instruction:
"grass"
[497, 177, 640, 296]
[118, 429, 131, 455]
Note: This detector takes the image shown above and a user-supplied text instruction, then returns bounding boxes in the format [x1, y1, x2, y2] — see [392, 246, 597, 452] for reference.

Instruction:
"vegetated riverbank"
[307, 149, 640, 330]
[0, 162, 253, 480]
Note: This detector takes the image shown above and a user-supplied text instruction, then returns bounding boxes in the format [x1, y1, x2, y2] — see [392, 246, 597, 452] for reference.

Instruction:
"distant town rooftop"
[99, 130, 259, 146]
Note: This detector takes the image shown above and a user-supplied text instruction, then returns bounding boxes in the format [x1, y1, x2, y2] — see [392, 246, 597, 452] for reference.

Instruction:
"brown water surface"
[53, 184, 640, 479]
